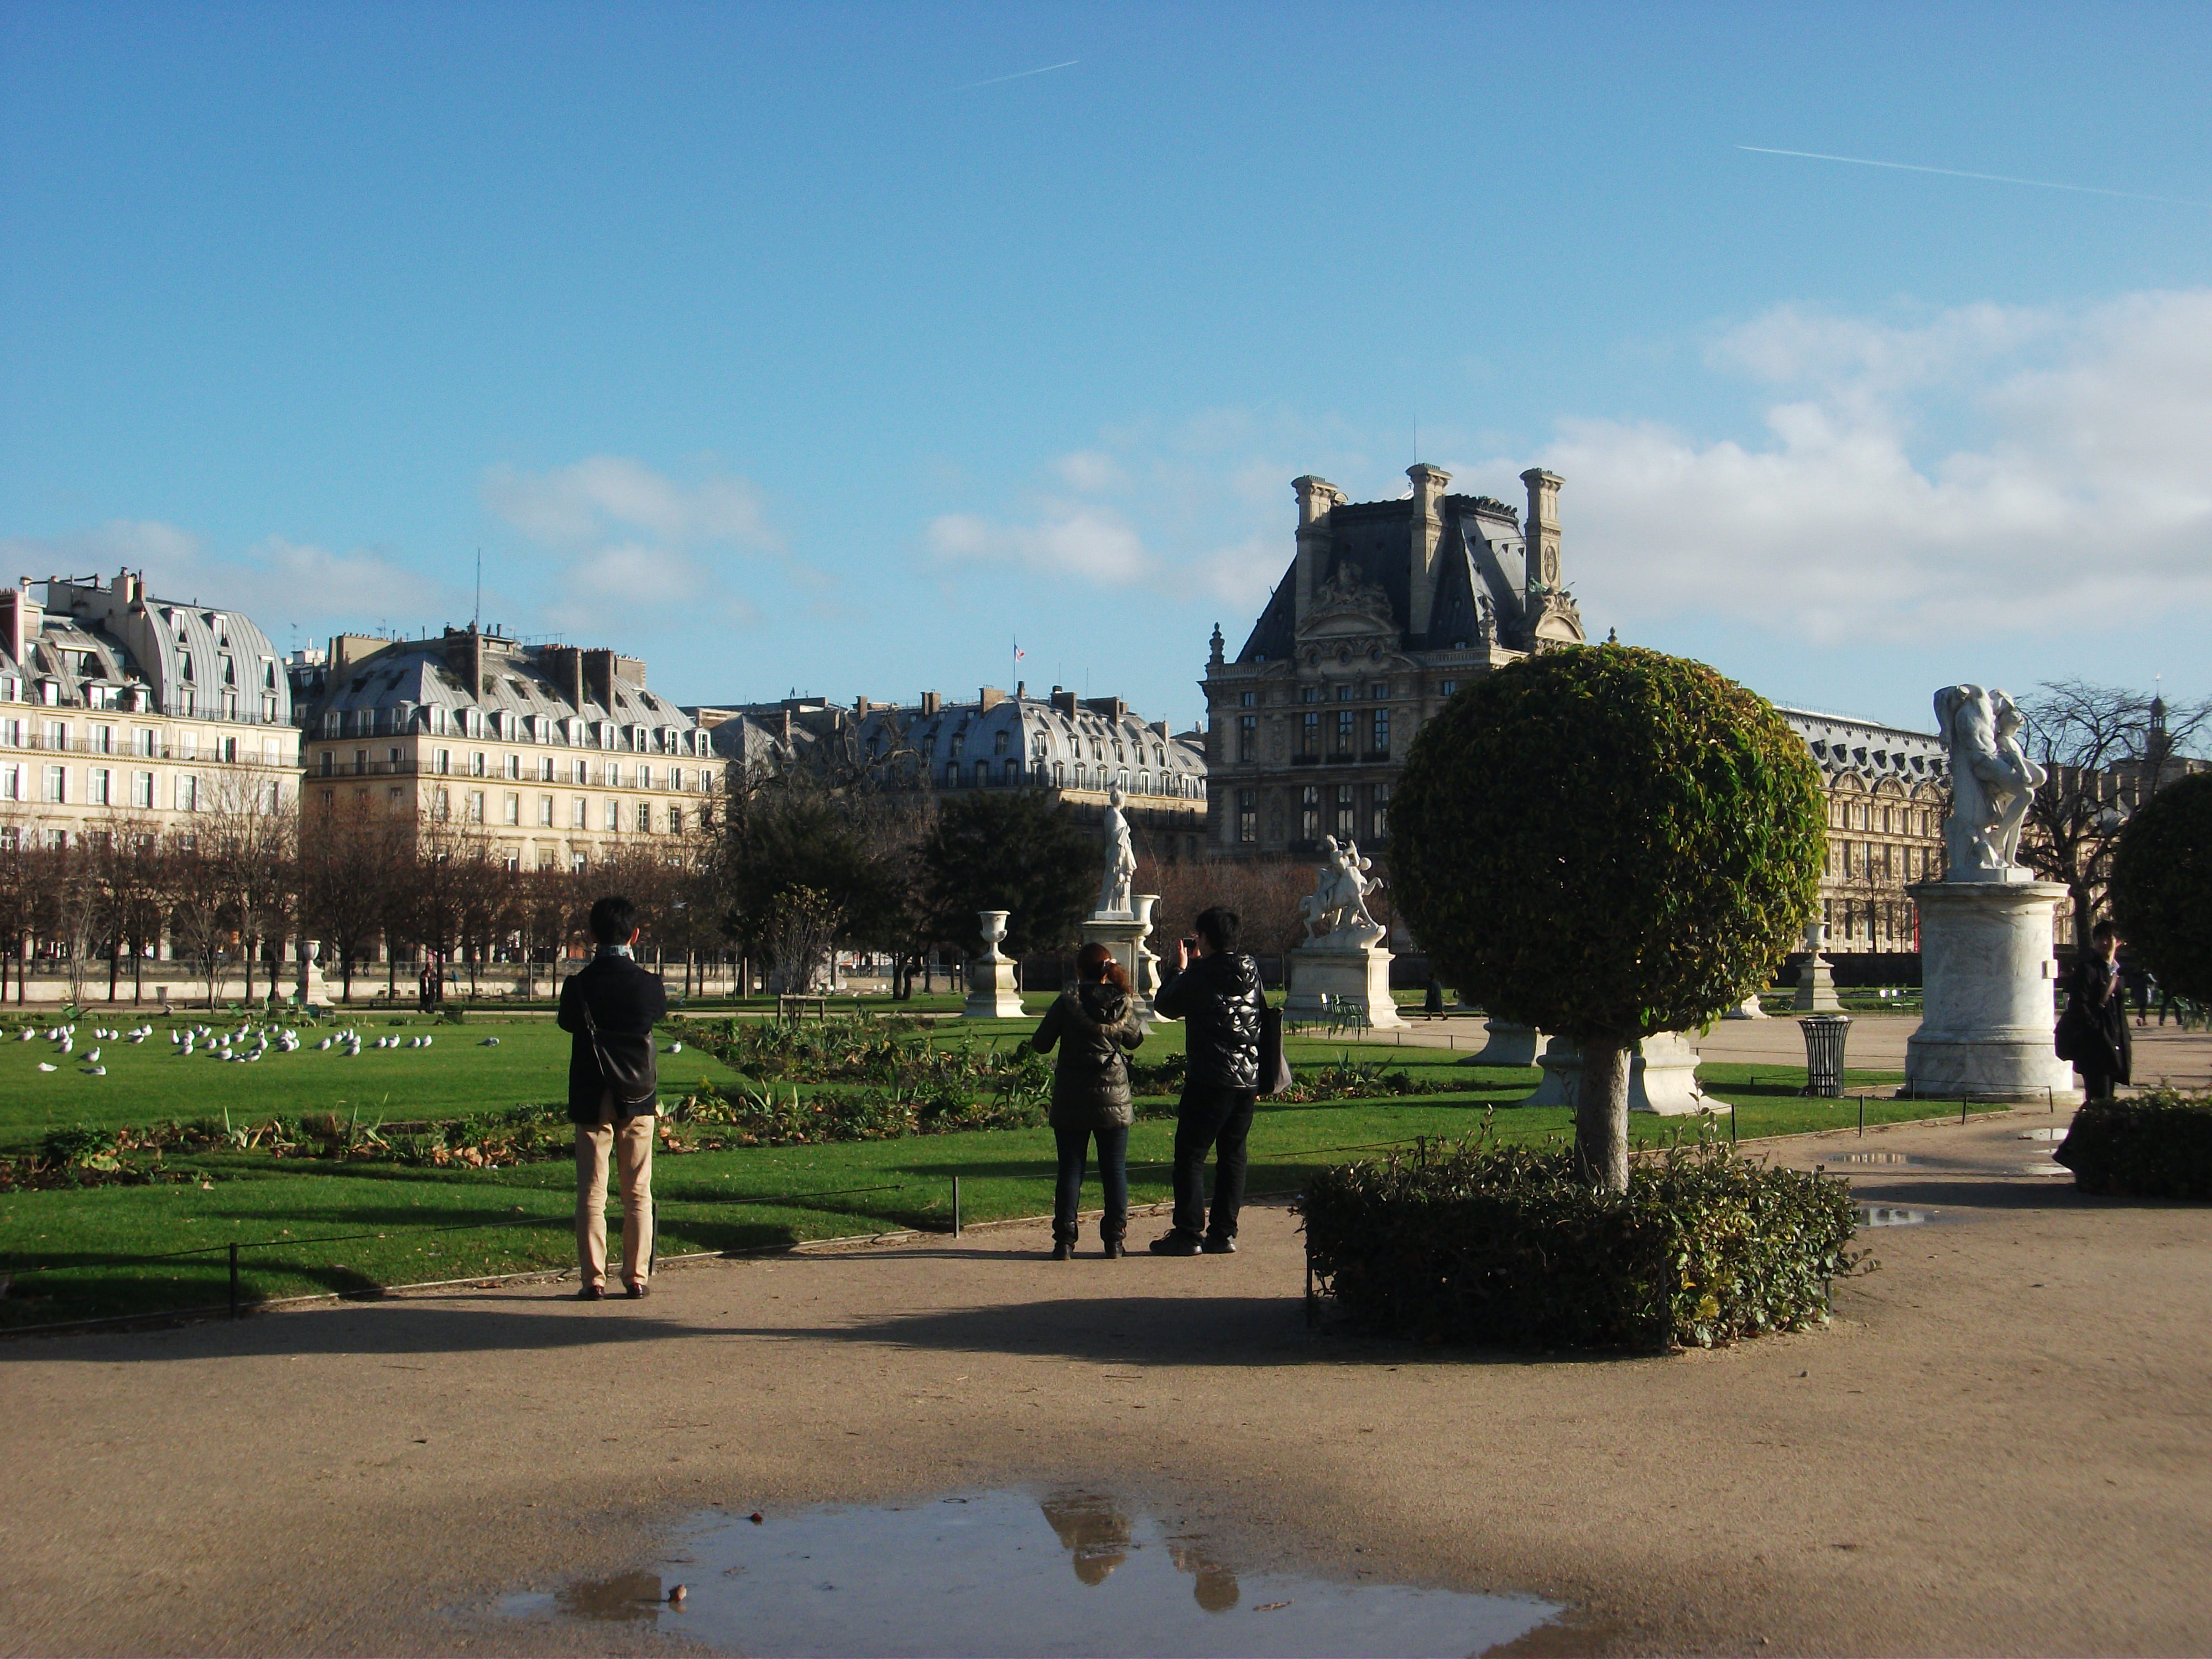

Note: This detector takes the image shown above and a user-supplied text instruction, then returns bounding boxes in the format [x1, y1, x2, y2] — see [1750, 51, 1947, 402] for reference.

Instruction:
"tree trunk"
[2069, 883, 2095, 950]
[1575, 1034, 1634, 1194]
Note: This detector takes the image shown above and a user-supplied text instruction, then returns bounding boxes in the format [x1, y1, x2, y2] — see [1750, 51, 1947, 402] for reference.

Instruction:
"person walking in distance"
[559, 895, 666, 1299]
[1149, 906, 1264, 1256]
[1030, 942, 1146, 1260]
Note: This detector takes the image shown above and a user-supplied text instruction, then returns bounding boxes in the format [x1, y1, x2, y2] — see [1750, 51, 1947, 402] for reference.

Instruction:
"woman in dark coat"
[1030, 943, 1145, 1260]
[2058, 920, 2132, 1102]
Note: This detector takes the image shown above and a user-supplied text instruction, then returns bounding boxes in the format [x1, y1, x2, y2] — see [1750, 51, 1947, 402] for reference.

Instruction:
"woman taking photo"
[1030, 943, 1145, 1260]
[2058, 920, 2132, 1102]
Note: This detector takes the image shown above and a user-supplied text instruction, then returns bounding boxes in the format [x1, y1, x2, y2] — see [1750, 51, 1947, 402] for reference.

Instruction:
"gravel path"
[2, 1104, 2206, 1656]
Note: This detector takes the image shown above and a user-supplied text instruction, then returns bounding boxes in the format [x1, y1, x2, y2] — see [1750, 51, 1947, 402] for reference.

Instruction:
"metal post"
[229, 1243, 240, 1319]
[1961, 1098, 1969, 1126]
[952, 1176, 962, 1238]
[1729, 1105, 1738, 1147]
[1858, 1099, 1866, 1138]
[1304, 1249, 1316, 1329]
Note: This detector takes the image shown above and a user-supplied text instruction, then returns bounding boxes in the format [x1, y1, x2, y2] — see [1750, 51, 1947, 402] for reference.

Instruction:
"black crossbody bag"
[578, 994, 658, 1112]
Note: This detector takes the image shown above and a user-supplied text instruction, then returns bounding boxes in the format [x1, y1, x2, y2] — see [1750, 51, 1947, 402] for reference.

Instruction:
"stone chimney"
[1407, 463, 1451, 638]
[543, 645, 587, 712]
[920, 690, 941, 717]
[978, 686, 1005, 711]
[1292, 476, 1346, 624]
[1050, 687, 1078, 719]
[1521, 469, 1564, 593]
[581, 647, 617, 712]
[0, 581, 35, 667]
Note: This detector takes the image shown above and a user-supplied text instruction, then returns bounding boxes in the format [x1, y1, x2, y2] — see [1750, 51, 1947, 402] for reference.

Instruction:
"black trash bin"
[1798, 1014, 1851, 1098]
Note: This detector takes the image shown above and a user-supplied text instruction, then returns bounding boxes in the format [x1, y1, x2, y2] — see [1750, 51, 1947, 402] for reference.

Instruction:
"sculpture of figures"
[1298, 835, 1385, 942]
[1933, 684, 2048, 881]
[1096, 786, 1137, 918]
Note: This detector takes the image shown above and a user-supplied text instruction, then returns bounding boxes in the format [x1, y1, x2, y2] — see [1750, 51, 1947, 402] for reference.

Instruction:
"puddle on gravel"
[1856, 1203, 1930, 1227]
[496, 1488, 1562, 1657]
[2019, 1128, 2070, 1141]
[1839, 1151, 1914, 1164]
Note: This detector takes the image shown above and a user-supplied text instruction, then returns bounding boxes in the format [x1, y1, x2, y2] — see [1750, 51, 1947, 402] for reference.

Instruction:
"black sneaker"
[1201, 1235, 1237, 1255]
[1149, 1232, 1203, 1256]
[1050, 1241, 1074, 1261]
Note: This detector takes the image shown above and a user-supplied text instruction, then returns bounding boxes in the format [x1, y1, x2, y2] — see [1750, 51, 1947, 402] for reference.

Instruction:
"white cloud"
[1533, 290, 2212, 644]
[928, 505, 1151, 584]
[0, 520, 447, 638]
[482, 455, 785, 634]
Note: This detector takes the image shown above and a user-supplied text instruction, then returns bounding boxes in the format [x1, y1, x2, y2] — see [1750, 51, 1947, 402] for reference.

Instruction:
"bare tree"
[300, 796, 404, 1003]
[2020, 680, 2211, 945]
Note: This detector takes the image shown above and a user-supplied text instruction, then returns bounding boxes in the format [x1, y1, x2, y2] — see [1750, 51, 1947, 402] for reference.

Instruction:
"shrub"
[2055, 1089, 2212, 1200]
[1390, 645, 1825, 1189]
[2108, 771, 2212, 1004]
[1299, 1134, 1860, 1351]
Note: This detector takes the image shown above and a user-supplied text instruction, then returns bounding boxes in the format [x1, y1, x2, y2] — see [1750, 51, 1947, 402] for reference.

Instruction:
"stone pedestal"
[1284, 938, 1407, 1030]
[295, 939, 328, 1009]
[962, 909, 1026, 1020]
[1723, 993, 1769, 1020]
[1081, 899, 1157, 1024]
[1523, 1032, 1709, 1115]
[1903, 880, 2078, 1103]
[1459, 1019, 1546, 1067]
[1793, 952, 1841, 1012]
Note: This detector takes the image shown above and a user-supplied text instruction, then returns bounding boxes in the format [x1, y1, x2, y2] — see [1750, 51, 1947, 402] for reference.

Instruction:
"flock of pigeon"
[22, 1020, 156, 1075]
[21, 1020, 508, 1075]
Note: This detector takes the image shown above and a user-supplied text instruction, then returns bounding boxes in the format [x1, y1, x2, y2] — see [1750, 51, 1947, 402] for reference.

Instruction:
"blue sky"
[4, 1, 2208, 736]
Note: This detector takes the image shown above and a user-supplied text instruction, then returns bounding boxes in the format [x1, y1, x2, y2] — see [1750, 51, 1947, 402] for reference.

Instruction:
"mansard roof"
[1777, 706, 1949, 787]
[1234, 490, 1566, 663]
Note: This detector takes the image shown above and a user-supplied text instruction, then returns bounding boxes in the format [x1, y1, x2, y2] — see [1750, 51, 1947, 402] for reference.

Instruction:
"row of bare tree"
[0, 781, 726, 1006]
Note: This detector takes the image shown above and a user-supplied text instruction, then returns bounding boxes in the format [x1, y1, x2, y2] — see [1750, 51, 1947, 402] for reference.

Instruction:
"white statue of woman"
[1097, 786, 1137, 917]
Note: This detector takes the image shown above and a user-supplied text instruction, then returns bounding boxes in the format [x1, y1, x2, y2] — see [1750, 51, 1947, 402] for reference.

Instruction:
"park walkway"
[1, 1100, 2206, 1656]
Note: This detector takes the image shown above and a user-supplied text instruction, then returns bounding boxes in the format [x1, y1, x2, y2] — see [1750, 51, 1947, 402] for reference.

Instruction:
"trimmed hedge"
[2109, 771, 2212, 1005]
[2055, 1090, 2212, 1199]
[1299, 1137, 1860, 1351]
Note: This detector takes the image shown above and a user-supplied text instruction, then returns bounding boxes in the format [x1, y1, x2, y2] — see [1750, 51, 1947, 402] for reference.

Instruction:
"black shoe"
[1149, 1232, 1203, 1256]
[1100, 1239, 1126, 1259]
[1201, 1235, 1237, 1255]
[576, 1285, 605, 1301]
[624, 1281, 650, 1299]
[1050, 1241, 1074, 1261]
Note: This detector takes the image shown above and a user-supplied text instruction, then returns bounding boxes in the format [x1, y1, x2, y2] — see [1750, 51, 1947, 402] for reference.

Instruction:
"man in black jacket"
[557, 895, 667, 1299]
[1149, 905, 1265, 1255]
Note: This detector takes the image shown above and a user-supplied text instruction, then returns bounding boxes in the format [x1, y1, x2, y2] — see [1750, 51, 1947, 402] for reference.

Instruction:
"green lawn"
[1, 1012, 2000, 1331]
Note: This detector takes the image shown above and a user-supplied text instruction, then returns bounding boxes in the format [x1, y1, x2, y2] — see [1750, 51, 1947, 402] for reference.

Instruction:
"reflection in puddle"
[553, 1569, 663, 1622]
[2020, 1128, 2069, 1141]
[498, 1489, 1559, 1657]
[1840, 1152, 1913, 1164]
[1856, 1204, 1929, 1227]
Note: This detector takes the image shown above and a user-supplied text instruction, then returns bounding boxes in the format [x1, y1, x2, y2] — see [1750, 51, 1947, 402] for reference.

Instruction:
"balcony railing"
[2, 732, 294, 766]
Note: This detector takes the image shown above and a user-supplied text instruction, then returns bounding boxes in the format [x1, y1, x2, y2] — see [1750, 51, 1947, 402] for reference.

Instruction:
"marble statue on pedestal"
[1095, 786, 1136, 920]
[1285, 834, 1404, 1029]
[1905, 683, 2077, 1103]
[1298, 836, 1386, 947]
[1934, 684, 2047, 883]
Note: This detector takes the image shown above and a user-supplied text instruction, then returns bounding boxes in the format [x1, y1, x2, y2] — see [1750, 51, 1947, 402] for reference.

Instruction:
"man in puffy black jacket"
[1150, 905, 1265, 1255]
[557, 895, 667, 1299]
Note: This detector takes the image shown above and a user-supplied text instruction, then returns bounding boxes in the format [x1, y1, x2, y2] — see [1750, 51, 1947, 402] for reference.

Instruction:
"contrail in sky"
[953, 60, 1078, 92]
[1737, 145, 2211, 210]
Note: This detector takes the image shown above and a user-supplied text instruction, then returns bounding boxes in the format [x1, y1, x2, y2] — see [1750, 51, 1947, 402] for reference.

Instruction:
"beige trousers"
[575, 1110, 655, 1290]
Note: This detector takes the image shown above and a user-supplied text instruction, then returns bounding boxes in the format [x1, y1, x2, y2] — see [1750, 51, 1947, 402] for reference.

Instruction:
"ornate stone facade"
[291, 625, 722, 871]
[0, 572, 299, 848]
[698, 686, 1207, 858]
[1780, 707, 1950, 955]
[1202, 465, 1584, 859]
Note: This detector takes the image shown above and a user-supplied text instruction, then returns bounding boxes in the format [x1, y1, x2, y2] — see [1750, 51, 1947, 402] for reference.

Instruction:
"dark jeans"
[1171, 1086, 1257, 1241]
[1053, 1124, 1130, 1243]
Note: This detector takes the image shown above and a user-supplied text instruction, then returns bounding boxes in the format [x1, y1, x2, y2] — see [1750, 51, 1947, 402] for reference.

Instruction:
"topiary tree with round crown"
[1391, 645, 1825, 1191]
[2108, 770, 2212, 1005]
